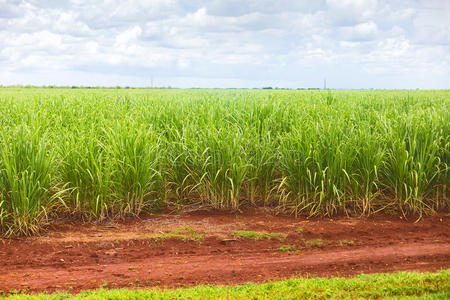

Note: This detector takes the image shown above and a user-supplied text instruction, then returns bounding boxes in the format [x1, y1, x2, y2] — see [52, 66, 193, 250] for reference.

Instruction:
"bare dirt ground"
[0, 209, 449, 294]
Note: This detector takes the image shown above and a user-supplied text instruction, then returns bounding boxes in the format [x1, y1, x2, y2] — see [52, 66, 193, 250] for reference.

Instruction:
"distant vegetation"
[0, 88, 448, 236]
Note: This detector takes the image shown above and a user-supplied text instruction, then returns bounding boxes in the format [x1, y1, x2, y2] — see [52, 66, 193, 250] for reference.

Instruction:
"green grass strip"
[233, 230, 288, 241]
[4, 270, 449, 299]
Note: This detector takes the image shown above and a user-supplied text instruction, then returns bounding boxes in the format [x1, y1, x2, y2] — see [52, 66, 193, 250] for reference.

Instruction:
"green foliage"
[295, 226, 304, 234]
[148, 226, 204, 242]
[338, 239, 355, 246]
[0, 126, 60, 236]
[0, 88, 448, 236]
[105, 123, 163, 216]
[306, 239, 324, 247]
[234, 230, 287, 241]
[4, 270, 450, 299]
[279, 244, 295, 252]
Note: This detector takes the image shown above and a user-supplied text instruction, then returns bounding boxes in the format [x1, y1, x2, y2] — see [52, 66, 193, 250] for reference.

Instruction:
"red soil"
[0, 209, 449, 294]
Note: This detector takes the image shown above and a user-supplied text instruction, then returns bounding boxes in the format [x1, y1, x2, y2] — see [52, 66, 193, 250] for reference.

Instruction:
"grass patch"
[233, 230, 287, 241]
[148, 227, 204, 242]
[338, 239, 355, 246]
[3, 270, 449, 299]
[306, 239, 324, 247]
[279, 245, 295, 252]
[295, 226, 304, 234]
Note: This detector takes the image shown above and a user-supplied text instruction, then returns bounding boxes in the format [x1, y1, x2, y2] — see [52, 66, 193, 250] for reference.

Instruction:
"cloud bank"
[0, 0, 449, 88]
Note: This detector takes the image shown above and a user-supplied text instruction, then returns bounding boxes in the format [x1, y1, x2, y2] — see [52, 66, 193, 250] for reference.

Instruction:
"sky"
[0, 0, 449, 89]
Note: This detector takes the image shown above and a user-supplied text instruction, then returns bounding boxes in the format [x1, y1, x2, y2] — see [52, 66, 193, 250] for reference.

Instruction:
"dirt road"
[1, 209, 449, 294]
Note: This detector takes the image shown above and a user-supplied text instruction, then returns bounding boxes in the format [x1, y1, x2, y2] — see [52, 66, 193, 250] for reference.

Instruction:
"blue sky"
[0, 0, 449, 88]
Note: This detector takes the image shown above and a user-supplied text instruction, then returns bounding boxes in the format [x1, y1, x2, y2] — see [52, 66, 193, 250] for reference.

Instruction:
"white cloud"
[0, 0, 449, 88]
[115, 25, 142, 45]
[326, 0, 378, 26]
[339, 22, 379, 41]
[412, 7, 450, 45]
[0, 0, 24, 18]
